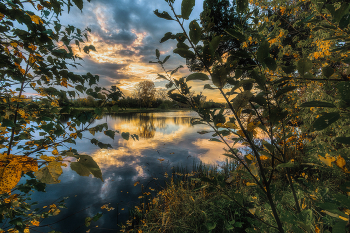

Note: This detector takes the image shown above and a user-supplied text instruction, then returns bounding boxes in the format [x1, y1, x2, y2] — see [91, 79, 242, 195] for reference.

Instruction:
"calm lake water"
[25, 110, 244, 232]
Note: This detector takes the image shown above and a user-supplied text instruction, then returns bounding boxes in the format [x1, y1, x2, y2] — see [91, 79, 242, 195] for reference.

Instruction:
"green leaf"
[189, 20, 201, 45]
[85, 217, 92, 227]
[225, 29, 245, 41]
[209, 138, 222, 142]
[250, 69, 266, 88]
[92, 212, 103, 222]
[72, 0, 83, 11]
[210, 35, 222, 52]
[337, 82, 350, 103]
[173, 48, 195, 59]
[154, 9, 173, 20]
[160, 32, 173, 43]
[206, 222, 217, 231]
[2, 119, 15, 127]
[169, 93, 188, 104]
[163, 55, 171, 63]
[257, 40, 270, 63]
[204, 84, 216, 89]
[156, 49, 160, 59]
[264, 57, 277, 71]
[104, 130, 115, 140]
[313, 112, 340, 131]
[157, 74, 168, 80]
[70, 155, 103, 181]
[121, 132, 130, 140]
[300, 101, 336, 108]
[211, 65, 227, 88]
[231, 90, 253, 112]
[237, 0, 248, 13]
[322, 66, 334, 78]
[274, 86, 298, 99]
[340, 14, 350, 29]
[203, 43, 214, 67]
[282, 65, 296, 74]
[297, 58, 312, 76]
[181, 0, 195, 20]
[336, 137, 350, 145]
[186, 73, 209, 81]
[276, 160, 296, 170]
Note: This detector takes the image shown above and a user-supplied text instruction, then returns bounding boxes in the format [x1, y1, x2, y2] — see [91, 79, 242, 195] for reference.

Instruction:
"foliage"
[0, 0, 127, 232]
[134, 0, 350, 232]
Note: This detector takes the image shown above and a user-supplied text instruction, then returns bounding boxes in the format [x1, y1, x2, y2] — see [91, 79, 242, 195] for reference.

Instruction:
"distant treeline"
[69, 96, 225, 109]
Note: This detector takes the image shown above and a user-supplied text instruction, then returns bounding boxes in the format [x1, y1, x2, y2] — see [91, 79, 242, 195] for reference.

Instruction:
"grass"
[120, 159, 256, 233]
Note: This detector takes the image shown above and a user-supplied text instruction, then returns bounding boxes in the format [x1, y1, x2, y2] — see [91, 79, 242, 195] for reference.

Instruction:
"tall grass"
[120, 159, 254, 233]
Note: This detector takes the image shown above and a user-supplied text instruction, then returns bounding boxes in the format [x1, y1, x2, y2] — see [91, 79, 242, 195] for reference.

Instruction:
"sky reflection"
[28, 110, 245, 232]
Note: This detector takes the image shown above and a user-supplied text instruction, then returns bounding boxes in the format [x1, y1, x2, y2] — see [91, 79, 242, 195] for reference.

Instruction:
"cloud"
[58, 0, 211, 98]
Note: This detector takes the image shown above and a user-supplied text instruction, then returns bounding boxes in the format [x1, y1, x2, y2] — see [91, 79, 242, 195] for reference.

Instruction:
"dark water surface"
[27, 110, 241, 232]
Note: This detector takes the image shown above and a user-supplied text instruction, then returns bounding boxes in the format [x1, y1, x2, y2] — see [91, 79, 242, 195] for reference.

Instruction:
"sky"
[57, 0, 225, 102]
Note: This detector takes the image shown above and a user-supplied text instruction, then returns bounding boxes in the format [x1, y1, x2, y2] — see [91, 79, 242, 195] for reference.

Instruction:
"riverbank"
[72, 107, 193, 114]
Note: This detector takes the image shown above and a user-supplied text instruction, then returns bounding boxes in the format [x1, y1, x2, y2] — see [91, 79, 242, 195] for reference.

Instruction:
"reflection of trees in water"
[106, 113, 194, 138]
[172, 117, 192, 126]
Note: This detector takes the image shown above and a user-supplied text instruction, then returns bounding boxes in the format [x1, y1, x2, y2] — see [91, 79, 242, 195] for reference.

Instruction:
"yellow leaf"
[339, 215, 348, 221]
[40, 155, 56, 162]
[248, 208, 256, 215]
[318, 154, 335, 167]
[31, 219, 40, 226]
[10, 42, 18, 48]
[246, 154, 254, 160]
[30, 15, 43, 24]
[60, 78, 68, 88]
[158, 158, 165, 162]
[237, 130, 245, 137]
[0, 160, 22, 194]
[260, 155, 269, 160]
[216, 123, 224, 127]
[246, 182, 257, 186]
[28, 44, 37, 51]
[134, 181, 140, 186]
[224, 122, 238, 129]
[52, 149, 59, 155]
[37, 4, 43, 10]
[315, 226, 320, 233]
[0, 13, 4, 21]
[336, 155, 346, 169]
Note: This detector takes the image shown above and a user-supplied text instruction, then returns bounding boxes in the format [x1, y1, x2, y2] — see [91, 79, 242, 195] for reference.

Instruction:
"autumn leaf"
[60, 78, 68, 88]
[40, 155, 56, 162]
[246, 154, 254, 160]
[336, 155, 346, 169]
[10, 42, 18, 48]
[0, 156, 37, 194]
[318, 154, 336, 167]
[35, 161, 63, 184]
[37, 4, 43, 10]
[52, 149, 59, 155]
[30, 15, 43, 24]
[246, 182, 257, 186]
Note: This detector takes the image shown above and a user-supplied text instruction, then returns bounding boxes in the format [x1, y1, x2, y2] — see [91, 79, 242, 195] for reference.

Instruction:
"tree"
[133, 80, 156, 108]
[0, 0, 127, 232]
[141, 0, 350, 232]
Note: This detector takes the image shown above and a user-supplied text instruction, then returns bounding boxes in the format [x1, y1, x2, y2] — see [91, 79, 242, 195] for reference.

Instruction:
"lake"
[25, 110, 244, 232]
